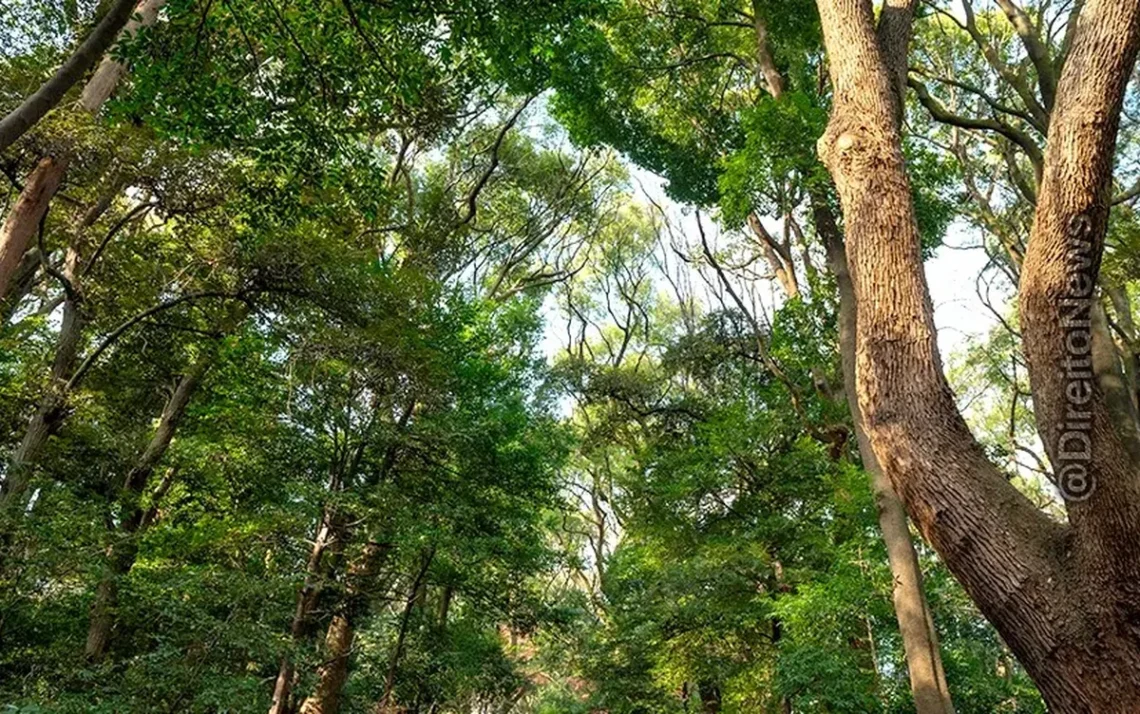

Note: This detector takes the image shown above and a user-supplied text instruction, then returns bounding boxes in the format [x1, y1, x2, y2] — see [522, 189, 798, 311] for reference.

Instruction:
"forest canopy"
[0, 0, 1138, 712]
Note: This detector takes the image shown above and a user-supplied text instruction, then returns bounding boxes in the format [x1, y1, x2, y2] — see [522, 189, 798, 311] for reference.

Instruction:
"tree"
[814, 0, 1140, 709]
[546, 2, 955, 709]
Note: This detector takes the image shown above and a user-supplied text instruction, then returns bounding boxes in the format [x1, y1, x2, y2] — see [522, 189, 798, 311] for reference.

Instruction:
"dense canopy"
[1, 0, 1139, 712]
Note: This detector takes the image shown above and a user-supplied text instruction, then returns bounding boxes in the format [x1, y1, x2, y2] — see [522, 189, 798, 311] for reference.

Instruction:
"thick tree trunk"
[819, 204, 953, 714]
[0, 157, 67, 304]
[298, 412, 411, 713]
[750, 7, 952, 708]
[0, 0, 139, 152]
[1014, 0, 1140, 705]
[299, 542, 392, 714]
[813, 0, 1140, 709]
[84, 349, 216, 660]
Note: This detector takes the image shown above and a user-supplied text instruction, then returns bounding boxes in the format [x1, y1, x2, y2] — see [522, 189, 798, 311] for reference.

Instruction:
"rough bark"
[0, 157, 67, 304]
[0, 0, 139, 152]
[875, 0, 916, 118]
[814, 0, 1140, 709]
[1015, 0, 1140, 703]
[84, 349, 216, 661]
[747, 9, 952, 709]
[818, 201, 953, 714]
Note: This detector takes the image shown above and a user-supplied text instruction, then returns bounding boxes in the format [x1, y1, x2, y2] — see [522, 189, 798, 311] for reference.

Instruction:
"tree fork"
[814, 0, 1140, 708]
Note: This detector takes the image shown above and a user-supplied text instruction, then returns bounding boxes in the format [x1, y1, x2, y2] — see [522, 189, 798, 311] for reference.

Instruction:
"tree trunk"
[0, 220, 92, 519]
[79, 0, 168, 113]
[299, 542, 392, 714]
[750, 0, 785, 99]
[747, 213, 799, 298]
[697, 681, 721, 714]
[376, 548, 434, 714]
[269, 506, 347, 714]
[0, 0, 139, 152]
[0, 157, 67, 304]
[1106, 284, 1139, 412]
[813, 0, 1140, 709]
[298, 410, 411, 713]
[0, 0, 166, 305]
[750, 7, 952, 708]
[1, 248, 46, 324]
[818, 201, 953, 714]
[84, 349, 217, 660]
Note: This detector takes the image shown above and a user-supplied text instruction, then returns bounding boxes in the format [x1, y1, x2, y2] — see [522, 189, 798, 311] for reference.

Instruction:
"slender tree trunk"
[813, 0, 1140, 708]
[436, 585, 452, 628]
[818, 201, 953, 714]
[269, 506, 347, 714]
[747, 213, 799, 298]
[376, 548, 434, 714]
[0, 194, 103, 519]
[750, 0, 785, 99]
[0, 0, 139, 152]
[1106, 285, 1139, 412]
[84, 346, 219, 660]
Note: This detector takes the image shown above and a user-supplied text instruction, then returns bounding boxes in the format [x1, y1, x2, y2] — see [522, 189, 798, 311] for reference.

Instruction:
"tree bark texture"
[0, 0, 166, 309]
[813, 0, 1140, 709]
[819, 204, 954, 714]
[299, 542, 393, 714]
[0, 157, 67, 304]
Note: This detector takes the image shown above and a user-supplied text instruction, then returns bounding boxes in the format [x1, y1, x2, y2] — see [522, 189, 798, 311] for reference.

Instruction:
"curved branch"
[994, 0, 1057, 110]
[455, 95, 533, 228]
[67, 290, 246, 390]
[909, 78, 1044, 180]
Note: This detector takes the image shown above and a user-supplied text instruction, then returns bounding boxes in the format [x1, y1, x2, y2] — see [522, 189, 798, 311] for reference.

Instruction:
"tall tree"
[813, 0, 1140, 708]
[547, 2, 954, 708]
